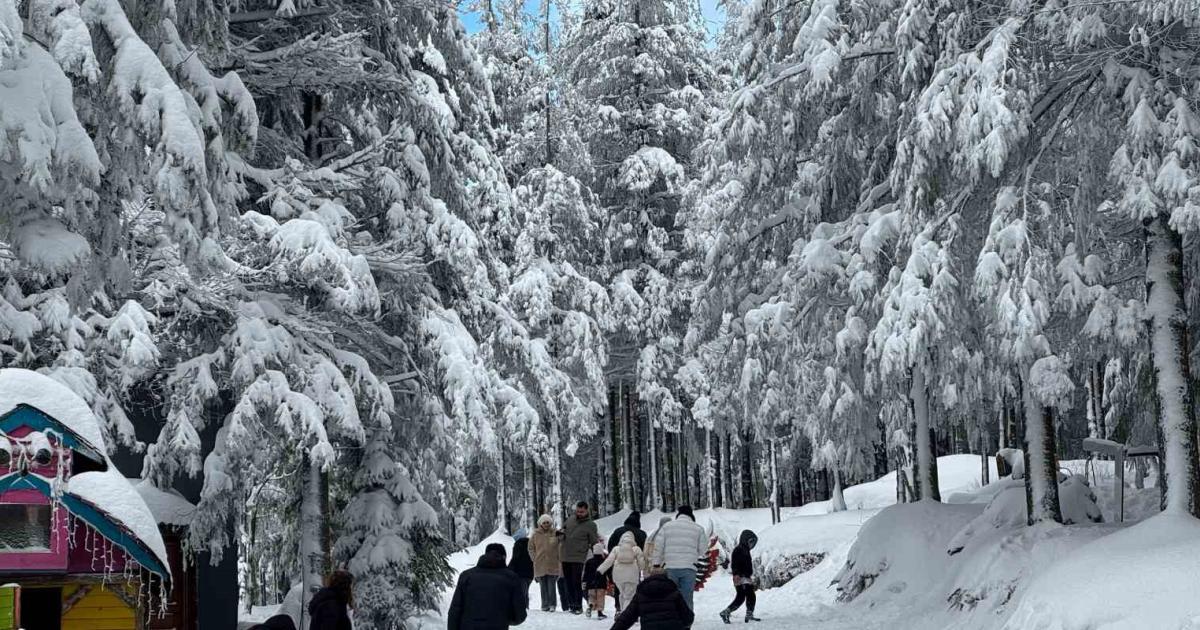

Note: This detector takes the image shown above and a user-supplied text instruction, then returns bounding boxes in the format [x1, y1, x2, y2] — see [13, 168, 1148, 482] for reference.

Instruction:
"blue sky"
[458, 0, 727, 41]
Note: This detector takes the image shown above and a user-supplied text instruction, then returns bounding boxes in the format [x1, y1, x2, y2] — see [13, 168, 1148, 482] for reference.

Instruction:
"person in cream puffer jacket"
[599, 531, 644, 609]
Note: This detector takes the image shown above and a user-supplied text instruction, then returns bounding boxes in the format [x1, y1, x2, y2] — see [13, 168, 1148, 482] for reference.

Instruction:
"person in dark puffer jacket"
[583, 543, 610, 619]
[719, 529, 761, 623]
[448, 543, 529, 630]
[309, 570, 354, 630]
[249, 614, 297, 630]
[608, 573, 695, 630]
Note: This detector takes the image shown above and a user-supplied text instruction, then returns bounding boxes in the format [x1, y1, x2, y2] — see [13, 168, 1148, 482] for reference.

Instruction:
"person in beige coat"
[643, 516, 673, 575]
[528, 514, 562, 611]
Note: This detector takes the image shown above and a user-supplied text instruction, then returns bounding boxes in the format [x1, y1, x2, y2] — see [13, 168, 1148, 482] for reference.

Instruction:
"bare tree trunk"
[705, 428, 715, 508]
[1145, 213, 1200, 516]
[299, 457, 328, 630]
[830, 468, 847, 512]
[910, 365, 939, 501]
[1022, 378, 1062, 525]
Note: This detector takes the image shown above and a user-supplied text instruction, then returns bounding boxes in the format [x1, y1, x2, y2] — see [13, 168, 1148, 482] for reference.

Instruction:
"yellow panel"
[61, 586, 135, 630]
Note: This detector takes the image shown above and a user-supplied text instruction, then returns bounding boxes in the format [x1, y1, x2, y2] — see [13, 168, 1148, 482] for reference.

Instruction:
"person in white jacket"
[650, 505, 708, 611]
[598, 531, 644, 610]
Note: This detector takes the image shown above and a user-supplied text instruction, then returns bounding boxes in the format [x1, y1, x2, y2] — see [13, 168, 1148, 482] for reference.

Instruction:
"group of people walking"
[448, 501, 763, 629]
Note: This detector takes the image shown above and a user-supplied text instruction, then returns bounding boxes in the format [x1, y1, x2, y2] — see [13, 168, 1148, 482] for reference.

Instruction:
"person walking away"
[643, 516, 673, 574]
[608, 572, 695, 630]
[308, 570, 353, 630]
[447, 543, 529, 630]
[719, 529, 762, 623]
[598, 531, 645, 611]
[510, 528, 535, 608]
[650, 505, 708, 611]
[583, 543, 610, 619]
[529, 514, 562, 611]
[607, 510, 648, 550]
[559, 501, 600, 614]
[606, 511, 647, 611]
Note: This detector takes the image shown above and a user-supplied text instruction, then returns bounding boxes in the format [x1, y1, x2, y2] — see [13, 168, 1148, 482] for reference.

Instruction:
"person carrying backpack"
[583, 543, 610, 619]
[598, 531, 644, 610]
[719, 529, 761, 623]
[608, 572, 695, 630]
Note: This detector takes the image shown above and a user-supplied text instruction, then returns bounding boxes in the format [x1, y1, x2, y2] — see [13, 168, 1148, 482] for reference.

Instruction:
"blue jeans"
[666, 568, 697, 609]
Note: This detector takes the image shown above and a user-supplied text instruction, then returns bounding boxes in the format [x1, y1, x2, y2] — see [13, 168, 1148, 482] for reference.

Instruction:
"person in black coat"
[608, 573, 695, 630]
[249, 614, 297, 630]
[606, 511, 648, 550]
[509, 529, 535, 608]
[309, 570, 354, 630]
[719, 529, 761, 623]
[448, 543, 529, 630]
[583, 543, 610, 619]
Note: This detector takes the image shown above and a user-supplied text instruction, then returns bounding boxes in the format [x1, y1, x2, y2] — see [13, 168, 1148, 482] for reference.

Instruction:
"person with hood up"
[308, 570, 353, 630]
[650, 505, 708, 611]
[719, 530, 761, 623]
[608, 572, 695, 630]
[509, 528, 535, 608]
[558, 501, 600, 614]
[528, 514, 562, 611]
[598, 531, 645, 610]
[583, 542, 610, 619]
[447, 543, 529, 630]
[606, 510, 648, 611]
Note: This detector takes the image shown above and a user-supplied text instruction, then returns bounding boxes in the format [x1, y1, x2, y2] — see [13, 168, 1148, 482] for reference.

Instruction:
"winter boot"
[720, 609, 732, 624]
[586, 604, 593, 618]
[597, 611, 608, 620]
[745, 610, 762, 622]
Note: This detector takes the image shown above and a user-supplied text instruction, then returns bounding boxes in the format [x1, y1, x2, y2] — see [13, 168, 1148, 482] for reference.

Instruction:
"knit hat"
[592, 542, 607, 555]
[677, 505, 695, 520]
[537, 514, 553, 527]
[514, 528, 529, 541]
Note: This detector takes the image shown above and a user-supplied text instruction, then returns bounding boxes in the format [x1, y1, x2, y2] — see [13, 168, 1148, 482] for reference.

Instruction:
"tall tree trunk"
[1021, 378, 1062, 524]
[649, 416, 660, 510]
[910, 365, 939, 501]
[497, 448, 508, 533]
[542, 0, 553, 165]
[299, 457, 328, 630]
[768, 439, 781, 523]
[705, 428, 715, 508]
[609, 386, 621, 512]
[721, 433, 732, 508]
[741, 432, 754, 508]
[551, 416, 564, 525]
[1145, 213, 1200, 515]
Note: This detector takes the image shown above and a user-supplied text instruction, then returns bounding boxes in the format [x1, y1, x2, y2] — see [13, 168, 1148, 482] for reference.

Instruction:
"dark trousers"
[521, 578, 532, 609]
[561, 562, 585, 611]
[727, 583, 756, 612]
[539, 576, 558, 610]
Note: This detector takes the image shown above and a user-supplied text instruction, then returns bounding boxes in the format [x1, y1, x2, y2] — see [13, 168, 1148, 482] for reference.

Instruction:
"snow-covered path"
[423, 569, 890, 630]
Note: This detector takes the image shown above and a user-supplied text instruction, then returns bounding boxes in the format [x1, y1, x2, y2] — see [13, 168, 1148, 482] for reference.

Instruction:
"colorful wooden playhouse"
[0, 369, 171, 630]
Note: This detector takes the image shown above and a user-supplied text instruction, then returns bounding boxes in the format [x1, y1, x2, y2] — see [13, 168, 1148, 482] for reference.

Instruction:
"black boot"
[745, 610, 762, 622]
[720, 609, 732, 624]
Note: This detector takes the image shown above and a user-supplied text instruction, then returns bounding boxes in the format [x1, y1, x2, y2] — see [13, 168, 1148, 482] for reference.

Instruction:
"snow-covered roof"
[0, 369, 170, 579]
[0, 368, 106, 458]
[69, 467, 170, 577]
[131, 478, 196, 527]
